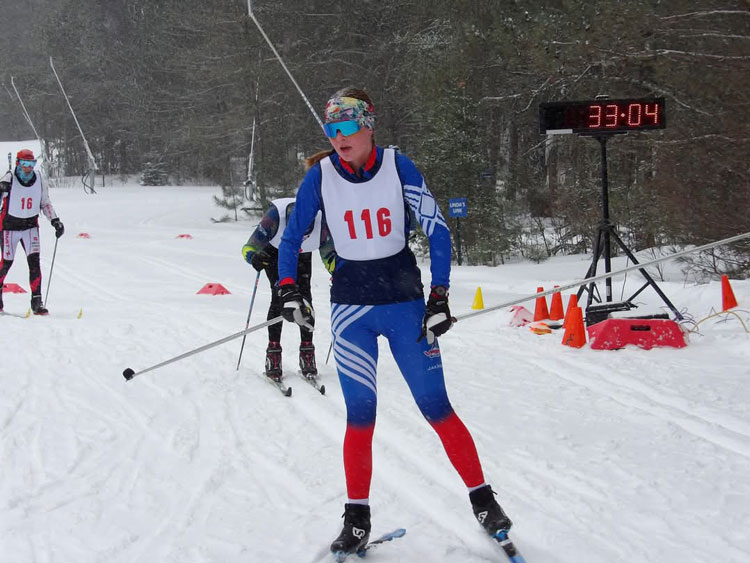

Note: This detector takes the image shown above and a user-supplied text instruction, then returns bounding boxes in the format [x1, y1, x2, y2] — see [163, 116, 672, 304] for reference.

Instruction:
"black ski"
[298, 370, 325, 395]
[261, 373, 292, 397]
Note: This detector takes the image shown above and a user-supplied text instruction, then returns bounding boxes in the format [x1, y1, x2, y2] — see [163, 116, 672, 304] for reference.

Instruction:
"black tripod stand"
[577, 134, 683, 323]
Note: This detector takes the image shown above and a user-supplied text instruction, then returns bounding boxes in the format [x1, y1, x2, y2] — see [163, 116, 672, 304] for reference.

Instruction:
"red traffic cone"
[563, 294, 578, 329]
[721, 275, 738, 311]
[197, 283, 231, 295]
[561, 306, 586, 348]
[533, 286, 550, 321]
[549, 286, 564, 320]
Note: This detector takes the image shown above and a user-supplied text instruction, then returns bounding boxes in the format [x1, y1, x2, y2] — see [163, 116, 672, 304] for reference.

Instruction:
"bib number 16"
[344, 208, 392, 239]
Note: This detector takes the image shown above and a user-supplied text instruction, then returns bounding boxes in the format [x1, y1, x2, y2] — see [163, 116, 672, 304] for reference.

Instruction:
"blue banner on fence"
[448, 198, 468, 218]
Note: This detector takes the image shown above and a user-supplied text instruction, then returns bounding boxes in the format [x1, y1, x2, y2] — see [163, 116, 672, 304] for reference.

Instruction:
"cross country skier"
[242, 198, 323, 381]
[0, 149, 64, 315]
[275, 88, 514, 557]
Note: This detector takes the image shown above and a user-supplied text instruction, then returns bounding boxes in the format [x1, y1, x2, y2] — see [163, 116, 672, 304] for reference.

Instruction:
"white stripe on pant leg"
[334, 337, 377, 386]
[335, 334, 377, 375]
[332, 304, 373, 335]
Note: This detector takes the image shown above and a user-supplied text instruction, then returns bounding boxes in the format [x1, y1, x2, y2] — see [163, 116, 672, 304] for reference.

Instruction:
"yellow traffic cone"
[472, 287, 485, 310]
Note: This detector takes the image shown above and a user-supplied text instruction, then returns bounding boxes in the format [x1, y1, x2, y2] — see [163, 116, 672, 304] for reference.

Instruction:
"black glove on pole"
[419, 285, 455, 344]
[278, 283, 315, 331]
[250, 249, 271, 272]
[51, 218, 64, 238]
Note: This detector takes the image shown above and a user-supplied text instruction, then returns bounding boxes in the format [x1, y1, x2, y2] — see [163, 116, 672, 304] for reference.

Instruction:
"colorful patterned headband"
[324, 96, 376, 130]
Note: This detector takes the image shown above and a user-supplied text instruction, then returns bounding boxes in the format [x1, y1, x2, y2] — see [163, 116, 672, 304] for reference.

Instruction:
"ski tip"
[285, 386, 292, 397]
[122, 368, 135, 381]
[392, 528, 406, 537]
[319, 384, 326, 395]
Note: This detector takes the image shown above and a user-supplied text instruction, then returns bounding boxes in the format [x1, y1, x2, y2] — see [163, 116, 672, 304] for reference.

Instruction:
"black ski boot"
[265, 341, 282, 381]
[330, 503, 371, 555]
[30, 295, 48, 316]
[469, 485, 512, 536]
[299, 341, 317, 378]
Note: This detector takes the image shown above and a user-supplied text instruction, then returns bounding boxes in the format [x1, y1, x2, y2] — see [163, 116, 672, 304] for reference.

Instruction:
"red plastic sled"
[587, 318, 687, 350]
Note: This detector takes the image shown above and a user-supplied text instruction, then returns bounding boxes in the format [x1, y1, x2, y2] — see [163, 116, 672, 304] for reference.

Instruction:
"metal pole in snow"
[49, 57, 98, 172]
[246, 0, 326, 133]
[11, 76, 42, 141]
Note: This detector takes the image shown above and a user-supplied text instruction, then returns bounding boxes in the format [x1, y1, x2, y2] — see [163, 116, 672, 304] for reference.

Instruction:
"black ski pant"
[264, 251, 313, 344]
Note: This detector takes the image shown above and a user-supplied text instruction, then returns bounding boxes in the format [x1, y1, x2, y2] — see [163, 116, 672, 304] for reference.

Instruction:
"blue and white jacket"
[279, 145, 451, 305]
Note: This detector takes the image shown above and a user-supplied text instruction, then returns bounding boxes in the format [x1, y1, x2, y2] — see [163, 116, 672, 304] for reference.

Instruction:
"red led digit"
[588, 105, 602, 128]
[627, 104, 642, 126]
[644, 103, 659, 124]
[605, 104, 618, 128]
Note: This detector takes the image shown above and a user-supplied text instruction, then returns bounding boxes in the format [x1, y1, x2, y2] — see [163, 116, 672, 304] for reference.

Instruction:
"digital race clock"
[539, 97, 666, 135]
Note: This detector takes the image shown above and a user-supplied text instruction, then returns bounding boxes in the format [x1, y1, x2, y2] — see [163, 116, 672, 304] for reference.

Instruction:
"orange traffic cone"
[561, 306, 586, 348]
[563, 294, 578, 329]
[533, 286, 550, 321]
[721, 275, 738, 311]
[549, 286, 564, 320]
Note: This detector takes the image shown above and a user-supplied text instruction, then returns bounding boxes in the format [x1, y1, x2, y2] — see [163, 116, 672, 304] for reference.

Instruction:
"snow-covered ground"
[2, 184, 749, 563]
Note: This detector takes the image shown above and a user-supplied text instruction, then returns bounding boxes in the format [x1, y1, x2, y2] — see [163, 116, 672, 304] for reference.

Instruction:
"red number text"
[343, 208, 392, 239]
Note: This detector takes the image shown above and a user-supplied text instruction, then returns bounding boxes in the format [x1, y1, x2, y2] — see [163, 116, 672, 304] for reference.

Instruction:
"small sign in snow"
[448, 198, 468, 218]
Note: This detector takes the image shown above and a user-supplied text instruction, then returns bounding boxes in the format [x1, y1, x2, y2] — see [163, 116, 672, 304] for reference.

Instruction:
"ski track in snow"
[2, 185, 749, 563]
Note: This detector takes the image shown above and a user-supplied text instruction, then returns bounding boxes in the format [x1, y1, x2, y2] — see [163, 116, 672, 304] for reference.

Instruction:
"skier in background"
[242, 198, 323, 381]
[0, 149, 64, 315]
[275, 88, 515, 557]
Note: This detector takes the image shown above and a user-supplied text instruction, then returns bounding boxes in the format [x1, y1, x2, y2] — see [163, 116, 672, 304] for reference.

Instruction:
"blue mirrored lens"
[19, 159, 36, 167]
[324, 120, 361, 138]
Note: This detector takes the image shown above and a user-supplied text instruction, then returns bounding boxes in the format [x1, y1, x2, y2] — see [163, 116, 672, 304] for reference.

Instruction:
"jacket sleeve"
[396, 152, 452, 288]
[241, 204, 280, 262]
[278, 165, 323, 284]
[37, 175, 59, 222]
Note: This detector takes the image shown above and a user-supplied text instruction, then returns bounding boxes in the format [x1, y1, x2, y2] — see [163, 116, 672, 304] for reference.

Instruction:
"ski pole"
[50, 57, 98, 193]
[123, 316, 284, 381]
[236, 269, 263, 370]
[455, 230, 750, 323]
[44, 237, 59, 306]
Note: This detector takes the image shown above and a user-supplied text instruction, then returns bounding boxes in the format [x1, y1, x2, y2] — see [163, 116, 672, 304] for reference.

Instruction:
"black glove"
[277, 283, 315, 331]
[419, 285, 455, 344]
[51, 218, 64, 238]
[250, 249, 272, 272]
